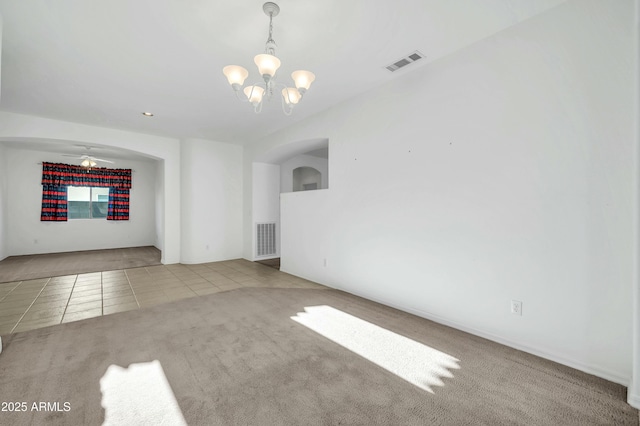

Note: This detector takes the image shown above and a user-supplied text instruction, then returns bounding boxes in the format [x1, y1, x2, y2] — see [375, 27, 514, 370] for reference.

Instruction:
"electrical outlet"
[511, 300, 523, 316]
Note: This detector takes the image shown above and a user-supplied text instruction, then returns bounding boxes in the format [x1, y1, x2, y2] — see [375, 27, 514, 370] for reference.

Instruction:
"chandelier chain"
[265, 12, 276, 56]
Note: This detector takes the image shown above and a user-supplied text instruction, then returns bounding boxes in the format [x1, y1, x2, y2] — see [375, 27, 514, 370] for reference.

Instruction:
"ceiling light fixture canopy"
[222, 2, 315, 116]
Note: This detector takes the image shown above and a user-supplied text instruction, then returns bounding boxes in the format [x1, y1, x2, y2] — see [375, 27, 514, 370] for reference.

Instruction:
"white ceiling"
[0, 0, 567, 145]
[305, 147, 329, 160]
[0, 138, 156, 163]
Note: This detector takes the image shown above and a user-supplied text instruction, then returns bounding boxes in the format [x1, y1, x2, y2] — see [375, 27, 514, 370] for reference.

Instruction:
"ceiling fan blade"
[61, 154, 81, 158]
[92, 158, 115, 164]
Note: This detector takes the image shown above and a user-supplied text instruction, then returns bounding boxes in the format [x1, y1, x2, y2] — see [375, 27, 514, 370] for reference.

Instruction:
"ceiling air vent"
[385, 51, 425, 72]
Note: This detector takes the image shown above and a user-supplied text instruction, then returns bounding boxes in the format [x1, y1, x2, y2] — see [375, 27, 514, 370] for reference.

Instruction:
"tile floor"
[0, 259, 326, 335]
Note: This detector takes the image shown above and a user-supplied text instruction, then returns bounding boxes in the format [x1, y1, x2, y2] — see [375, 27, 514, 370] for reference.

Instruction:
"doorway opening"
[255, 258, 281, 270]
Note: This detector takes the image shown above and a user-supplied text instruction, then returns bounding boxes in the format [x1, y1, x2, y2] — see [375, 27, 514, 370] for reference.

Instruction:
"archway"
[293, 166, 322, 192]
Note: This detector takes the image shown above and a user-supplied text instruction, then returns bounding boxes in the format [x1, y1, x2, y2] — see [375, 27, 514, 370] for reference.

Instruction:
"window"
[40, 162, 132, 222]
[67, 186, 109, 219]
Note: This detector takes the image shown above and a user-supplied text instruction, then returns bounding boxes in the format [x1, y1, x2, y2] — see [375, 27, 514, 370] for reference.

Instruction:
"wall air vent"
[385, 51, 425, 72]
[256, 222, 277, 257]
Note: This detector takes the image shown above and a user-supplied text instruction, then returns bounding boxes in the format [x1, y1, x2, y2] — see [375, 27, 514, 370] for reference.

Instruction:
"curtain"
[40, 185, 68, 221]
[40, 162, 132, 221]
[41, 162, 131, 188]
[107, 188, 130, 220]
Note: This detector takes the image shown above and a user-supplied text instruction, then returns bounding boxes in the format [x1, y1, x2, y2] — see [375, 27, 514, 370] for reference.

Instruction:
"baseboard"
[628, 391, 640, 409]
[180, 255, 243, 265]
[288, 277, 631, 388]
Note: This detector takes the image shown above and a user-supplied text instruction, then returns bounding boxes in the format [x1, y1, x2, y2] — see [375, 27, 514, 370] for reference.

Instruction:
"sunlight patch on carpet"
[100, 360, 187, 426]
[292, 305, 460, 393]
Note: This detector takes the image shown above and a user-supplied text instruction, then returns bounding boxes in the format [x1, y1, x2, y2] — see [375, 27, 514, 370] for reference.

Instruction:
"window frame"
[67, 186, 110, 220]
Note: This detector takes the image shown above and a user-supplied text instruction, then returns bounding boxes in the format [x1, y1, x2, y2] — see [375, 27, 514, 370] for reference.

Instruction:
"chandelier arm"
[278, 84, 295, 116]
[280, 95, 294, 116]
[234, 89, 249, 103]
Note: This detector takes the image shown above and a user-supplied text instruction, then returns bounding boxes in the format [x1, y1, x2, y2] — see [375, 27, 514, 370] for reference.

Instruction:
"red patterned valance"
[41, 162, 132, 189]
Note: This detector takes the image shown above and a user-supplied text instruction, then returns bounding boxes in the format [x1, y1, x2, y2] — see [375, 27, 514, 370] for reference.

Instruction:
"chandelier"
[222, 2, 315, 116]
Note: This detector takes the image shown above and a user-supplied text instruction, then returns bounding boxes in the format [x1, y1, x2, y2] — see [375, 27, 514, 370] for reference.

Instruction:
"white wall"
[251, 162, 281, 260]
[242, 157, 254, 260]
[0, 12, 3, 103]
[4, 147, 157, 255]
[280, 154, 328, 193]
[249, 0, 637, 387]
[180, 138, 243, 264]
[630, 0, 640, 409]
[280, 189, 330, 274]
[0, 144, 7, 261]
[0, 111, 181, 263]
[154, 159, 165, 253]
[0, 17, 5, 261]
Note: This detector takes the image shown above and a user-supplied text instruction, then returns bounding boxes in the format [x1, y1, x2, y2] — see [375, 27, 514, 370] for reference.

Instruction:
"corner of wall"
[242, 150, 255, 261]
[628, 388, 640, 409]
[154, 159, 165, 257]
[0, 19, 5, 261]
[0, 143, 6, 261]
[630, 0, 640, 407]
[1, 12, 3, 103]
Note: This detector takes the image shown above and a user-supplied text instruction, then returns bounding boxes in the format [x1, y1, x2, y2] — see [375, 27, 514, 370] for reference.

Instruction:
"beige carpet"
[0, 247, 161, 283]
[0, 287, 637, 425]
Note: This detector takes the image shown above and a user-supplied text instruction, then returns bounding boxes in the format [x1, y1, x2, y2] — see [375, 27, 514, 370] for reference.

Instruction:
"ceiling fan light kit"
[81, 159, 97, 168]
[222, 2, 315, 116]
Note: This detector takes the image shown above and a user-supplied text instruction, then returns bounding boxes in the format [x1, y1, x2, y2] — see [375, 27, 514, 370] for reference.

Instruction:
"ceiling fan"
[61, 153, 115, 168]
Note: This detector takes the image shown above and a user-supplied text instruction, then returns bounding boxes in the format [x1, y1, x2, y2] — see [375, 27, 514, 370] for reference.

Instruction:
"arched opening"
[0, 137, 169, 262]
[249, 137, 330, 267]
[293, 166, 321, 192]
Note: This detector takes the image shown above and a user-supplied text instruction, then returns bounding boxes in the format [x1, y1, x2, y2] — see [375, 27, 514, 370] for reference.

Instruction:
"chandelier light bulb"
[244, 85, 265, 105]
[254, 54, 281, 80]
[282, 87, 301, 105]
[291, 70, 315, 94]
[223, 65, 249, 90]
[81, 159, 90, 167]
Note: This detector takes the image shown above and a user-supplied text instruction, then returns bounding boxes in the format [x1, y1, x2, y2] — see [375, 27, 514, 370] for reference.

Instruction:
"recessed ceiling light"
[142, 112, 154, 116]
